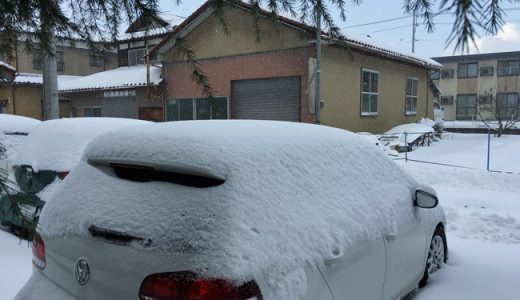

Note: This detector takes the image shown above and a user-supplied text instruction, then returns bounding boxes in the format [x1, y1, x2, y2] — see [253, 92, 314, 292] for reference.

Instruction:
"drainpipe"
[426, 72, 430, 118]
[315, 2, 322, 125]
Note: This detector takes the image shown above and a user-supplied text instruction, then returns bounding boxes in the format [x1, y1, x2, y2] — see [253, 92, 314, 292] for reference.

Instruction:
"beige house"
[151, 0, 439, 133]
[432, 51, 520, 121]
[0, 35, 118, 119]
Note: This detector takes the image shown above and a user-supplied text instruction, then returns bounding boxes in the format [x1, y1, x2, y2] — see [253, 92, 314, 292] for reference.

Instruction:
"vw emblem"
[74, 258, 90, 285]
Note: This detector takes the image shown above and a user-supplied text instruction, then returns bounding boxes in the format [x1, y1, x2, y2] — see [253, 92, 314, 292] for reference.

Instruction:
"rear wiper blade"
[88, 225, 149, 245]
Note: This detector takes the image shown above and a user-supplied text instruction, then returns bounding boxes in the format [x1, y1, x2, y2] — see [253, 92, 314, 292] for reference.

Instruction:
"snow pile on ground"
[396, 133, 520, 299]
[39, 121, 434, 299]
[11, 118, 149, 172]
[0, 115, 41, 159]
[58, 65, 162, 92]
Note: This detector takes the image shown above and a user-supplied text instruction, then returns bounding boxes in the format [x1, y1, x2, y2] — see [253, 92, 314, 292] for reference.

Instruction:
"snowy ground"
[0, 132, 519, 299]
[399, 133, 520, 299]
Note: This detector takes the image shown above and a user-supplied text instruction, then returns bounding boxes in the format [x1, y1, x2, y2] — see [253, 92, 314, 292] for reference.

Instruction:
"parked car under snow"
[0, 117, 149, 239]
[0, 114, 41, 177]
[17, 121, 447, 300]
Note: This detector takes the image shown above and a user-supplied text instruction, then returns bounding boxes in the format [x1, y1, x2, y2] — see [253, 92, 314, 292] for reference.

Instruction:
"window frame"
[89, 54, 104, 68]
[166, 97, 229, 121]
[128, 48, 146, 66]
[496, 93, 519, 119]
[405, 77, 419, 116]
[497, 60, 520, 77]
[74, 106, 102, 117]
[456, 94, 478, 120]
[32, 49, 43, 70]
[360, 68, 379, 116]
[457, 62, 478, 78]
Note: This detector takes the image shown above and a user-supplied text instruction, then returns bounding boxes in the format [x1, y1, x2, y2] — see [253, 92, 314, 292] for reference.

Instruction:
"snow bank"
[11, 118, 149, 172]
[58, 65, 162, 92]
[40, 120, 440, 298]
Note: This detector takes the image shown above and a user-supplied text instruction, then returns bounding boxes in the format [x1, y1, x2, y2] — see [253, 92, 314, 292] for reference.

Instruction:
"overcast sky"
[158, 0, 520, 59]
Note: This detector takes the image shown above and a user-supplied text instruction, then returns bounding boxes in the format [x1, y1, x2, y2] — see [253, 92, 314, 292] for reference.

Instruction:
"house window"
[430, 70, 440, 80]
[498, 60, 520, 76]
[56, 51, 64, 71]
[405, 77, 418, 115]
[33, 49, 64, 71]
[496, 93, 518, 119]
[74, 107, 101, 117]
[166, 97, 228, 121]
[89, 54, 104, 67]
[360, 69, 379, 116]
[458, 62, 478, 78]
[32, 49, 43, 70]
[456, 94, 477, 120]
[103, 89, 136, 98]
[128, 48, 146, 66]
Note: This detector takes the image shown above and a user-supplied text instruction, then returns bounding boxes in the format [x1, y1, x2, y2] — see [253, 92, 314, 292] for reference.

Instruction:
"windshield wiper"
[88, 225, 150, 245]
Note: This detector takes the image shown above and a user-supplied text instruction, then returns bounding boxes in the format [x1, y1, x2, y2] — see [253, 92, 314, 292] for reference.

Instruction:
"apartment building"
[432, 51, 520, 121]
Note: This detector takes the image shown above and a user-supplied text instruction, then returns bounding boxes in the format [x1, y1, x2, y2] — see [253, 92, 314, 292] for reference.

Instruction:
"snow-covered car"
[0, 117, 149, 238]
[17, 121, 447, 300]
[0, 114, 41, 177]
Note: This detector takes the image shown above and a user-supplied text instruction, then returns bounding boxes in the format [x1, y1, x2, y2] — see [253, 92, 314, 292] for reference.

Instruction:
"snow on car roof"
[385, 122, 435, 144]
[58, 65, 162, 92]
[11, 118, 149, 172]
[0, 115, 41, 159]
[0, 114, 41, 134]
[40, 120, 441, 298]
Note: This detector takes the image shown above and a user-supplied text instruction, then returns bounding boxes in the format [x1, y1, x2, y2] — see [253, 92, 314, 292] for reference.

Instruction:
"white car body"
[17, 121, 446, 300]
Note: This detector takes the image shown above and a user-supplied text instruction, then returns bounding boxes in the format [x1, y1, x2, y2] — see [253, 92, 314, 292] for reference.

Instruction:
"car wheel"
[418, 227, 447, 288]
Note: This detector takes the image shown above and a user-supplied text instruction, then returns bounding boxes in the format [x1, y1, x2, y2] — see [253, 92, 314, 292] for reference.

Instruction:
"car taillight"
[139, 272, 262, 300]
[32, 232, 46, 270]
[57, 171, 69, 180]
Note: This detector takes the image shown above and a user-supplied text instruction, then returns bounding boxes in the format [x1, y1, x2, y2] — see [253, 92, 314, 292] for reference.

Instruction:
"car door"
[320, 237, 386, 300]
[382, 214, 427, 299]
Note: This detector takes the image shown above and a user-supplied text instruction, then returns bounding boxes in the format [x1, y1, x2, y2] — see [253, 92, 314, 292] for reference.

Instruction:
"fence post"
[487, 127, 491, 171]
[404, 132, 408, 162]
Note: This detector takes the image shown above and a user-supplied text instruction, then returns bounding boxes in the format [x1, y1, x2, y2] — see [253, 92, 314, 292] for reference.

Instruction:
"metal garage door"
[102, 97, 137, 118]
[232, 76, 300, 121]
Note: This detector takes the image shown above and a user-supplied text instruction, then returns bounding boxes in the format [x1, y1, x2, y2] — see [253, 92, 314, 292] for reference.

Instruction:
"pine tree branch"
[176, 39, 214, 99]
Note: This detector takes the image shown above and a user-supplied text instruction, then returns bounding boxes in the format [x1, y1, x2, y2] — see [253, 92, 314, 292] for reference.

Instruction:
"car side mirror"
[414, 190, 438, 209]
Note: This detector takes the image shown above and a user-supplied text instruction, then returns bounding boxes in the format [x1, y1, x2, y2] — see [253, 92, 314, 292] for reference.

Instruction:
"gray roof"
[432, 51, 520, 63]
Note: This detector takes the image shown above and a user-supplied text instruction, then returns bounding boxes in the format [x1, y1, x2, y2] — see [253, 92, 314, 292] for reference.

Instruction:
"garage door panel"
[232, 77, 300, 122]
[102, 97, 137, 119]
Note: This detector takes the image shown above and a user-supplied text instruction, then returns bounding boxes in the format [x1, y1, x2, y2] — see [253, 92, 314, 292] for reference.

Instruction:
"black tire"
[418, 226, 447, 288]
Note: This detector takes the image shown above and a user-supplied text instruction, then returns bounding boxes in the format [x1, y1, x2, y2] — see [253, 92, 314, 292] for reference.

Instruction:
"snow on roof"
[0, 61, 16, 72]
[151, 0, 440, 69]
[58, 65, 162, 92]
[342, 31, 442, 69]
[118, 27, 171, 41]
[11, 118, 150, 172]
[13, 73, 82, 87]
[40, 120, 442, 298]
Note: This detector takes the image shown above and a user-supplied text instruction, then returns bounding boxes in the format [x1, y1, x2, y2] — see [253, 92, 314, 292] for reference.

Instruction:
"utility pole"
[411, 6, 417, 53]
[315, 1, 322, 125]
[42, 20, 59, 120]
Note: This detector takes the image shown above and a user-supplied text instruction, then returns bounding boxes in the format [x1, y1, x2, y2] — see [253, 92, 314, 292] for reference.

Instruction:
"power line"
[344, 16, 411, 29]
